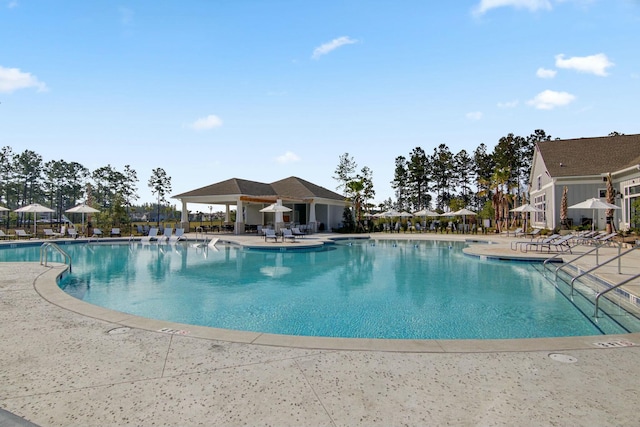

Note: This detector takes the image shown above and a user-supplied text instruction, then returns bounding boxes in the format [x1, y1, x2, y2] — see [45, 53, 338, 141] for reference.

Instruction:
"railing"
[550, 242, 611, 281]
[570, 246, 638, 296]
[40, 242, 72, 272]
[594, 272, 640, 317]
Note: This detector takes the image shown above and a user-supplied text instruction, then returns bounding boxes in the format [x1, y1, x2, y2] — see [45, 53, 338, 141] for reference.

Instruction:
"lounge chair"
[584, 232, 618, 246]
[15, 229, 31, 239]
[524, 228, 541, 239]
[282, 228, 297, 242]
[110, 228, 121, 237]
[67, 228, 78, 239]
[511, 233, 560, 251]
[500, 227, 522, 237]
[264, 229, 278, 242]
[168, 228, 185, 244]
[291, 227, 306, 238]
[141, 227, 159, 243]
[0, 230, 13, 240]
[522, 234, 574, 253]
[43, 228, 61, 239]
[92, 228, 103, 238]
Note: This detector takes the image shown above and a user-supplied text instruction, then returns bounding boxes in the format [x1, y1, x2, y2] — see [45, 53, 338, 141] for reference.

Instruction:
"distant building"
[173, 176, 347, 234]
[529, 133, 640, 230]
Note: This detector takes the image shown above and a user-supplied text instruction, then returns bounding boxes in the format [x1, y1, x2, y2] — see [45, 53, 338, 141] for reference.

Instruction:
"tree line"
[334, 129, 555, 231]
[0, 146, 172, 230]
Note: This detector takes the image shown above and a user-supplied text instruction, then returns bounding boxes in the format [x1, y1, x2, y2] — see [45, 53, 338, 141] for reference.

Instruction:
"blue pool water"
[2, 239, 637, 339]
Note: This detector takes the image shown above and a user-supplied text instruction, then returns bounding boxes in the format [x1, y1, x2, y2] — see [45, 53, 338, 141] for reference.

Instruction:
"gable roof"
[270, 177, 345, 201]
[174, 178, 275, 198]
[173, 176, 344, 202]
[537, 134, 640, 178]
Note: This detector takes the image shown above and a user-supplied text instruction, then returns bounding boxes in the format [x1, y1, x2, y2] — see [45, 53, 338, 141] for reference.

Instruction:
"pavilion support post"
[235, 198, 244, 235]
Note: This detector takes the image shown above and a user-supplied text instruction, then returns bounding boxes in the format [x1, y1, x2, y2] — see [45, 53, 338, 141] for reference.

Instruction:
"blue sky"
[1, 0, 639, 209]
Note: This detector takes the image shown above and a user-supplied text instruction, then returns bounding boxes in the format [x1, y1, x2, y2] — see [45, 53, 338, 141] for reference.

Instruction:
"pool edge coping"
[35, 263, 640, 354]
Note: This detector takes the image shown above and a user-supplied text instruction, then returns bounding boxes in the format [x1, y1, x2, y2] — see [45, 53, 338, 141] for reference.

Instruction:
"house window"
[534, 194, 546, 223]
[598, 188, 607, 198]
[537, 175, 542, 191]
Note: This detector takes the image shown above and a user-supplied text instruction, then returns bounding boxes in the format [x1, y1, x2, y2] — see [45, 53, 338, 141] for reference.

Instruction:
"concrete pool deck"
[1, 232, 640, 426]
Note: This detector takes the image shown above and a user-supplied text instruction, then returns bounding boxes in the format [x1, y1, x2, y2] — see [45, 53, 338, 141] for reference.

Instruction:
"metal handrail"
[40, 242, 72, 272]
[570, 246, 638, 295]
[594, 272, 640, 317]
[195, 226, 206, 243]
[552, 243, 607, 280]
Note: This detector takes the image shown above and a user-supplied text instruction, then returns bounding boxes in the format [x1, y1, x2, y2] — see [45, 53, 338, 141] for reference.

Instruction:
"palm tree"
[478, 167, 512, 233]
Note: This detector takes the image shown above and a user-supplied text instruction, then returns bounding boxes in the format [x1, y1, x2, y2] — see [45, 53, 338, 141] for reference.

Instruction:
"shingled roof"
[174, 178, 275, 198]
[538, 134, 640, 178]
[174, 176, 344, 201]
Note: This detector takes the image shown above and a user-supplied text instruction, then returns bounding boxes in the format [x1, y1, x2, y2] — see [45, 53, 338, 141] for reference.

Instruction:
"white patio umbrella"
[454, 208, 477, 232]
[260, 203, 292, 232]
[568, 198, 620, 232]
[259, 203, 292, 213]
[377, 209, 401, 231]
[509, 204, 542, 231]
[66, 203, 100, 235]
[413, 209, 439, 217]
[14, 203, 55, 235]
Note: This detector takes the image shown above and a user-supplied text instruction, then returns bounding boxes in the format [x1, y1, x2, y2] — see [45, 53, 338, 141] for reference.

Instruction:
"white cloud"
[276, 151, 301, 164]
[473, 0, 552, 15]
[188, 114, 223, 130]
[312, 36, 358, 60]
[466, 111, 483, 121]
[0, 66, 47, 93]
[554, 53, 614, 76]
[536, 67, 557, 78]
[527, 89, 576, 109]
[497, 100, 519, 108]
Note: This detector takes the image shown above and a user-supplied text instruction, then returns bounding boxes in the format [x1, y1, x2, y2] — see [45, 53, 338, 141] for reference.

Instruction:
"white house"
[529, 134, 640, 230]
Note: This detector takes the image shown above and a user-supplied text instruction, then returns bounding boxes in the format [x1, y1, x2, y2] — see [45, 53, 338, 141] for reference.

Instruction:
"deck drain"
[593, 340, 636, 348]
[548, 353, 577, 363]
[107, 327, 131, 335]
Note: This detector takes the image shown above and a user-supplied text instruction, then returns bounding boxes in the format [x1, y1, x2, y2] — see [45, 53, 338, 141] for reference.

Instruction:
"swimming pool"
[2, 239, 638, 339]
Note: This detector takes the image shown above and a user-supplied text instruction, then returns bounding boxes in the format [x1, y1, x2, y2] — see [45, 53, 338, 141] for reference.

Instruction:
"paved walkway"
[1, 233, 639, 426]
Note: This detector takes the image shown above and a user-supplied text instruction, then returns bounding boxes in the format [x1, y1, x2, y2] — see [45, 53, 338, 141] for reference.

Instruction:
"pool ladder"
[40, 242, 72, 272]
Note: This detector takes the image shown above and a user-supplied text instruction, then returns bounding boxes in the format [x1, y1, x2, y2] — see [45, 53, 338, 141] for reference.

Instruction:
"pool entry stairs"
[537, 244, 640, 335]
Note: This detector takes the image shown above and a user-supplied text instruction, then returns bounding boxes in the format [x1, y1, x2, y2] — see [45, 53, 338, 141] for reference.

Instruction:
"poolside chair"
[510, 233, 560, 251]
[92, 228, 103, 238]
[282, 228, 297, 242]
[169, 228, 185, 244]
[291, 227, 306, 238]
[586, 232, 618, 246]
[501, 227, 523, 237]
[15, 229, 31, 239]
[522, 234, 574, 253]
[141, 227, 159, 243]
[67, 228, 78, 239]
[524, 228, 541, 239]
[0, 230, 13, 240]
[110, 228, 121, 237]
[43, 228, 61, 239]
[264, 229, 279, 242]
